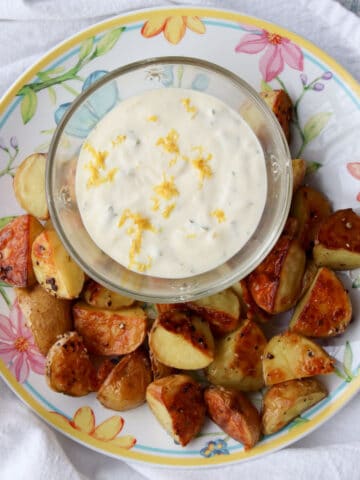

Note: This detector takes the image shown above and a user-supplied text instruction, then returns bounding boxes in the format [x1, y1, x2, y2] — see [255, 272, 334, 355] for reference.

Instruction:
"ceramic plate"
[0, 6, 360, 468]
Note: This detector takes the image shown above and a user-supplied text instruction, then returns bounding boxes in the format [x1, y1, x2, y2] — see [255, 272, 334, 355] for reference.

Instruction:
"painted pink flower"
[347, 162, 360, 201]
[0, 301, 45, 382]
[235, 29, 304, 82]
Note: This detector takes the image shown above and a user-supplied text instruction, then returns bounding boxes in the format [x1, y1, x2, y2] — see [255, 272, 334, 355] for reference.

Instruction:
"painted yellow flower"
[50, 407, 136, 450]
[141, 15, 206, 45]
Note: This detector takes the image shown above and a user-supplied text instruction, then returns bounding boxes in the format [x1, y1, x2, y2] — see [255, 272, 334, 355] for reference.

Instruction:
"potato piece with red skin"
[248, 235, 306, 314]
[313, 208, 360, 269]
[146, 374, 206, 446]
[292, 159, 306, 193]
[82, 279, 134, 310]
[290, 267, 352, 337]
[262, 379, 327, 435]
[97, 348, 152, 411]
[204, 386, 261, 450]
[232, 279, 269, 324]
[260, 89, 293, 143]
[291, 186, 332, 251]
[73, 302, 147, 356]
[205, 319, 267, 391]
[0, 214, 43, 287]
[46, 331, 96, 396]
[263, 332, 334, 386]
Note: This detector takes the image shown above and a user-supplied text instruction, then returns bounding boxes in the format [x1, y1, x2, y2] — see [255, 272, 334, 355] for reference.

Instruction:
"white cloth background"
[0, 1, 359, 479]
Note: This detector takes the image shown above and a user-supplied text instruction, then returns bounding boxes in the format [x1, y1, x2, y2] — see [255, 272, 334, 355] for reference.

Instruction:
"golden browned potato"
[292, 158, 306, 193]
[204, 386, 261, 450]
[149, 340, 178, 380]
[298, 259, 318, 299]
[263, 332, 334, 386]
[82, 279, 134, 310]
[290, 267, 352, 337]
[13, 153, 49, 220]
[282, 216, 299, 238]
[262, 379, 327, 435]
[205, 319, 267, 391]
[46, 331, 96, 396]
[97, 348, 152, 411]
[231, 279, 269, 324]
[260, 89, 293, 143]
[0, 214, 43, 287]
[73, 302, 147, 356]
[146, 374, 206, 446]
[149, 310, 214, 369]
[15, 284, 72, 355]
[313, 209, 360, 269]
[32, 229, 85, 299]
[186, 288, 241, 336]
[94, 357, 117, 389]
[248, 235, 306, 314]
[291, 186, 332, 251]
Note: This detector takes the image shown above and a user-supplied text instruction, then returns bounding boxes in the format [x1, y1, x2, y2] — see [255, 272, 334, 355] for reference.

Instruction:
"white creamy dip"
[76, 88, 267, 278]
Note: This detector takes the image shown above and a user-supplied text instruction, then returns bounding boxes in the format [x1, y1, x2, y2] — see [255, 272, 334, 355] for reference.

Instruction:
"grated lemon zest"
[211, 209, 226, 223]
[111, 135, 127, 147]
[153, 173, 179, 200]
[181, 98, 197, 118]
[156, 129, 179, 154]
[162, 203, 176, 219]
[147, 115, 158, 122]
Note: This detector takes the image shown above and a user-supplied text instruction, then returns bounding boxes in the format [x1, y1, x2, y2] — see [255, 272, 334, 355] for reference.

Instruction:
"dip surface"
[76, 88, 267, 278]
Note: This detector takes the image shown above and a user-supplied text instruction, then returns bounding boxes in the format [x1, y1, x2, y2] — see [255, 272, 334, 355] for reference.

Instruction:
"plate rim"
[0, 4, 359, 468]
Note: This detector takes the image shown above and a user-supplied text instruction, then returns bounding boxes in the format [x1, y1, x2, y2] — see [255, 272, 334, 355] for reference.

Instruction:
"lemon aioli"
[76, 88, 267, 278]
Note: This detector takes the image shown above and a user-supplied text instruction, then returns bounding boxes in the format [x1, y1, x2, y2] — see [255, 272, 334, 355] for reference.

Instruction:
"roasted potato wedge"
[15, 284, 72, 355]
[282, 216, 299, 239]
[262, 379, 327, 435]
[248, 235, 306, 314]
[204, 386, 261, 449]
[82, 279, 134, 310]
[13, 153, 49, 220]
[260, 89, 292, 143]
[0, 214, 43, 287]
[97, 348, 152, 411]
[205, 319, 267, 391]
[299, 259, 318, 299]
[290, 267, 352, 337]
[94, 357, 118, 389]
[149, 339, 178, 380]
[146, 374, 206, 446]
[232, 279, 269, 324]
[186, 288, 241, 336]
[46, 331, 96, 396]
[32, 229, 85, 299]
[313, 209, 360, 269]
[291, 186, 332, 251]
[73, 302, 147, 356]
[149, 310, 214, 369]
[263, 332, 334, 386]
[292, 158, 306, 193]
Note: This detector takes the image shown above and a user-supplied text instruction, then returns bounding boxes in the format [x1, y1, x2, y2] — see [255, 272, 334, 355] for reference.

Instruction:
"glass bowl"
[46, 57, 292, 303]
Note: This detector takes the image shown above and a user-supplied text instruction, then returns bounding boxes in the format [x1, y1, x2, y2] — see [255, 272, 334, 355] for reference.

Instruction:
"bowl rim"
[46, 55, 292, 303]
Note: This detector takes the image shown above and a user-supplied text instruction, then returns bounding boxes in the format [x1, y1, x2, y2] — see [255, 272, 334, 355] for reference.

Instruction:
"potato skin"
[291, 186, 332, 251]
[204, 386, 261, 449]
[262, 379, 327, 435]
[13, 153, 49, 220]
[205, 319, 267, 391]
[263, 331, 334, 386]
[32, 229, 85, 299]
[46, 331, 96, 396]
[15, 284, 72, 355]
[97, 348, 152, 411]
[73, 302, 147, 356]
[248, 235, 306, 314]
[290, 267, 352, 337]
[82, 279, 134, 310]
[313, 209, 360, 269]
[146, 374, 206, 446]
[232, 279, 269, 324]
[149, 310, 214, 369]
[260, 89, 293, 143]
[292, 159, 306, 193]
[0, 214, 43, 287]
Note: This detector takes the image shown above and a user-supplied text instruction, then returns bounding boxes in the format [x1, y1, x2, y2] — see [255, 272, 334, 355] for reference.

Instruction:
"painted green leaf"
[0, 216, 16, 229]
[94, 27, 125, 57]
[333, 366, 347, 380]
[0, 286, 11, 308]
[261, 79, 273, 92]
[79, 37, 94, 61]
[0, 280, 11, 287]
[352, 274, 360, 288]
[177, 64, 184, 87]
[45, 65, 65, 75]
[21, 87, 38, 124]
[306, 161, 322, 175]
[289, 416, 309, 429]
[48, 86, 57, 105]
[343, 341, 353, 379]
[303, 112, 332, 145]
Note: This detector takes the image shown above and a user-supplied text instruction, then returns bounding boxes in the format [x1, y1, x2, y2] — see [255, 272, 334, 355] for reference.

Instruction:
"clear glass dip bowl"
[47, 57, 292, 303]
